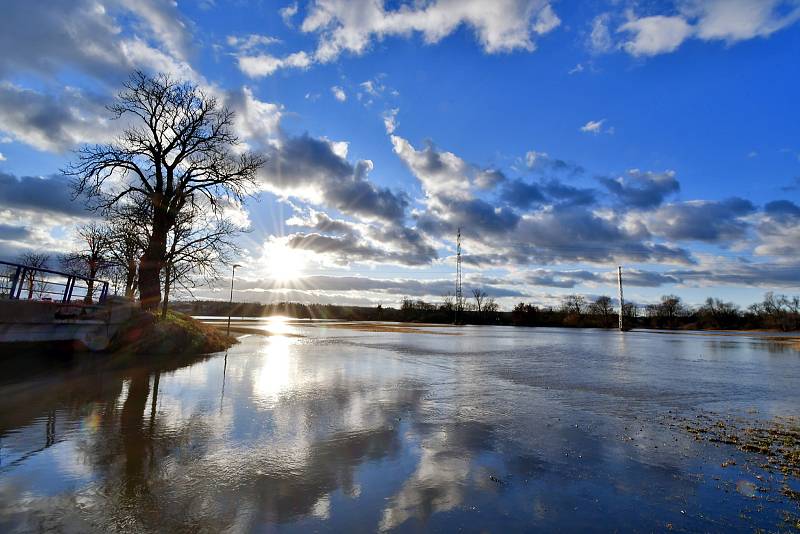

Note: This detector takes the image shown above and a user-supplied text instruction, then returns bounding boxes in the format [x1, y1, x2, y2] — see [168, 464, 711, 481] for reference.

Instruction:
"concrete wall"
[0, 297, 137, 351]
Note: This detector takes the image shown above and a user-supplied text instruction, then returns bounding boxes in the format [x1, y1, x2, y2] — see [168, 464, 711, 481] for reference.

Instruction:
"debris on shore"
[678, 412, 800, 504]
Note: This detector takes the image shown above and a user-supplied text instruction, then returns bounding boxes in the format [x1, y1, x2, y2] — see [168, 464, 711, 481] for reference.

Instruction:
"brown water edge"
[216, 324, 304, 337]
[204, 318, 462, 335]
[643, 329, 800, 352]
[312, 322, 462, 335]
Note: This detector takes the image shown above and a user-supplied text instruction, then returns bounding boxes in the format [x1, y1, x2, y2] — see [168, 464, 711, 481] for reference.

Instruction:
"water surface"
[1, 322, 799, 532]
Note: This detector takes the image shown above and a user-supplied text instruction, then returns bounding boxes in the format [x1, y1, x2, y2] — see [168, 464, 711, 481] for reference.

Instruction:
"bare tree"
[472, 288, 487, 314]
[17, 252, 51, 299]
[66, 71, 264, 310]
[60, 222, 111, 302]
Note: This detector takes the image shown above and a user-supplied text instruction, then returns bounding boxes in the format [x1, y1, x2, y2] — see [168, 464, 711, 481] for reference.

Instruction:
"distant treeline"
[172, 291, 800, 331]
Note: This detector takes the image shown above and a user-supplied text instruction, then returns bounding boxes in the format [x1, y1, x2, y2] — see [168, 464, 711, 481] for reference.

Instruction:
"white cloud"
[688, 0, 800, 42]
[533, 4, 561, 35]
[331, 85, 347, 102]
[0, 153, 5, 161]
[619, 15, 694, 56]
[589, 13, 614, 53]
[0, 0, 196, 81]
[525, 150, 548, 168]
[226, 34, 280, 51]
[360, 80, 379, 96]
[280, 2, 299, 26]
[0, 83, 116, 152]
[228, 87, 283, 150]
[242, 1, 561, 76]
[382, 108, 399, 134]
[580, 119, 612, 135]
[617, 1, 800, 57]
[301, 0, 560, 63]
[237, 51, 311, 77]
[391, 135, 474, 200]
[568, 63, 584, 74]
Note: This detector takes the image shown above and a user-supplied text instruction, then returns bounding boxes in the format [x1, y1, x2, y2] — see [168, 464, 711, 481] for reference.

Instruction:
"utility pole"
[617, 265, 624, 331]
[226, 264, 241, 337]
[455, 227, 463, 324]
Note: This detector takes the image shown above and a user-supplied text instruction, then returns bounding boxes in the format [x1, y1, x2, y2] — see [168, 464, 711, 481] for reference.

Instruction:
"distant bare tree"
[658, 294, 684, 325]
[589, 295, 614, 327]
[440, 292, 454, 312]
[472, 288, 487, 314]
[561, 294, 586, 316]
[66, 71, 264, 310]
[60, 222, 111, 302]
[698, 297, 739, 328]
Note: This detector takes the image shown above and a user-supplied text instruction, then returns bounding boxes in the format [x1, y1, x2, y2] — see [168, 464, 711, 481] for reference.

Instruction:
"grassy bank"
[109, 310, 237, 356]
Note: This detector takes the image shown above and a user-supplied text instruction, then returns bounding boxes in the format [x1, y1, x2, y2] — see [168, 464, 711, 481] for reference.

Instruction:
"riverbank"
[107, 310, 237, 356]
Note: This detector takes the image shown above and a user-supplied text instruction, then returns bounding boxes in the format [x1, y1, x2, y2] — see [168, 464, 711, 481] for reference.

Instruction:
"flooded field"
[1, 321, 799, 532]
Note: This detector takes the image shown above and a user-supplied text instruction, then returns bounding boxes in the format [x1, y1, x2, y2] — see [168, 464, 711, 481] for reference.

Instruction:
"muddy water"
[1, 322, 799, 532]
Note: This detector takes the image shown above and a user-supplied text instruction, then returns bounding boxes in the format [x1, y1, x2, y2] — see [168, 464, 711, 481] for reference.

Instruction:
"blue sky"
[0, 0, 799, 308]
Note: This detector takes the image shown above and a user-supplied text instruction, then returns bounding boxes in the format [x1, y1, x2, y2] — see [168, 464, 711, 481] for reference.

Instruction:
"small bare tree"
[60, 222, 111, 302]
[17, 252, 51, 299]
[66, 71, 264, 310]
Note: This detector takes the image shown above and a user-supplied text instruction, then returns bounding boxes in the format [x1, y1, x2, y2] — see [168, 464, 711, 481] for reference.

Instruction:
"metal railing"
[0, 260, 109, 304]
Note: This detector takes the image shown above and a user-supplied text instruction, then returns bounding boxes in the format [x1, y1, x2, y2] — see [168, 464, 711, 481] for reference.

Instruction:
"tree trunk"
[138, 256, 161, 311]
[84, 261, 98, 304]
[125, 259, 137, 299]
[160, 264, 171, 320]
[139, 207, 169, 311]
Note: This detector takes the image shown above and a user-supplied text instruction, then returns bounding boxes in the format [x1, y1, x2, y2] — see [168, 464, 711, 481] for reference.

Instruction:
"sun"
[263, 241, 307, 281]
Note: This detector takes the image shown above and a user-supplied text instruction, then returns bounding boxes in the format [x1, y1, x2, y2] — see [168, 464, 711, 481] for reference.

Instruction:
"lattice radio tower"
[455, 227, 463, 324]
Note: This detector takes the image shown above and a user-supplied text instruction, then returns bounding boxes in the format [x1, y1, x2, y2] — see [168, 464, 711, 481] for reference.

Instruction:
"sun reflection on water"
[263, 315, 295, 336]
[252, 334, 294, 405]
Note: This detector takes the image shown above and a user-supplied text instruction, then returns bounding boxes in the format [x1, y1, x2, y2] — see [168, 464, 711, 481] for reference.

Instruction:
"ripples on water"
[1, 321, 799, 532]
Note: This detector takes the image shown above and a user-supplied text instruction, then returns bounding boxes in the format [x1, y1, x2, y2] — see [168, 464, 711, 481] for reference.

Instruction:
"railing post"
[8, 265, 22, 300]
[62, 276, 73, 303]
[16, 267, 28, 299]
[66, 277, 75, 302]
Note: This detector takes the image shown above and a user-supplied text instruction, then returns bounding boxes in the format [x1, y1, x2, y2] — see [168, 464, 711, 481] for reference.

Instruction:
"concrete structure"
[0, 297, 136, 351]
